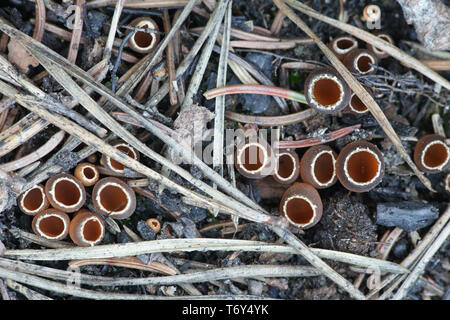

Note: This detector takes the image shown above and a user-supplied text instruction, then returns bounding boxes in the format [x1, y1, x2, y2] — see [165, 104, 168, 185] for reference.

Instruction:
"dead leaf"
[7, 39, 39, 73]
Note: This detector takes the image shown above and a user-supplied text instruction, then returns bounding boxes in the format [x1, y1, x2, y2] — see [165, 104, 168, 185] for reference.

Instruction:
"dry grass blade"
[3, 238, 408, 274]
[274, 0, 434, 192]
[285, 0, 450, 91]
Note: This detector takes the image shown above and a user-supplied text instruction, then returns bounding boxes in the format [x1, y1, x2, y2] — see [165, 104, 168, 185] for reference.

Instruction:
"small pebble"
[136, 220, 156, 241]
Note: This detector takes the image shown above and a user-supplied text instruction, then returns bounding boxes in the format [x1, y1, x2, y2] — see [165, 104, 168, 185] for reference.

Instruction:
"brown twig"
[224, 108, 315, 127]
[32, 0, 46, 42]
[163, 9, 178, 106]
[67, 0, 85, 63]
[275, 124, 361, 149]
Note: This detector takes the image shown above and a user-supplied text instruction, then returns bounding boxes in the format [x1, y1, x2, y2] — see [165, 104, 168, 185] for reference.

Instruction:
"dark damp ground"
[0, 0, 448, 300]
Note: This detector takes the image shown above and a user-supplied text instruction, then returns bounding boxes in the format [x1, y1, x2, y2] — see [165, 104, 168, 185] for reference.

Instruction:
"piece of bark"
[397, 0, 450, 50]
[376, 201, 439, 232]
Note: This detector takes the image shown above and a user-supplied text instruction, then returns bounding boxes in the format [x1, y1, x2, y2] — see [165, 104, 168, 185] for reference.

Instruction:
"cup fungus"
[146, 218, 161, 234]
[328, 36, 358, 60]
[235, 138, 275, 179]
[32, 208, 70, 240]
[69, 209, 105, 247]
[304, 68, 351, 114]
[273, 150, 300, 184]
[336, 140, 385, 192]
[343, 49, 378, 75]
[363, 4, 381, 22]
[45, 173, 86, 213]
[300, 145, 338, 189]
[74, 162, 99, 187]
[279, 182, 323, 229]
[346, 87, 373, 115]
[366, 33, 394, 59]
[18, 184, 49, 216]
[92, 177, 136, 219]
[413, 134, 450, 173]
[100, 141, 140, 175]
[127, 17, 160, 54]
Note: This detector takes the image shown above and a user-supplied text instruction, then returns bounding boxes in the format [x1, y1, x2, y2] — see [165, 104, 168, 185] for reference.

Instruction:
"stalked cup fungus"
[18, 184, 49, 216]
[235, 138, 275, 179]
[279, 182, 323, 229]
[366, 33, 394, 59]
[336, 140, 385, 192]
[92, 177, 136, 219]
[32, 208, 70, 240]
[45, 173, 86, 213]
[127, 17, 160, 54]
[69, 209, 105, 247]
[328, 36, 358, 60]
[363, 4, 381, 22]
[346, 87, 373, 115]
[300, 145, 338, 189]
[74, 162, 99, 187]
[304, 68, 351, 114]
[343, 49, 378, 75]
[146, 218, 161, 234]
[100, 141, 140, 175]
[413, 134, 450, 173]
[273, 150, 300, 184]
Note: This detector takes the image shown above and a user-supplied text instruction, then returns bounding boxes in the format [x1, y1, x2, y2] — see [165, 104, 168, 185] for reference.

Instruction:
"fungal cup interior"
[346, 150, 379, 183]
[285, 197, 314, 225]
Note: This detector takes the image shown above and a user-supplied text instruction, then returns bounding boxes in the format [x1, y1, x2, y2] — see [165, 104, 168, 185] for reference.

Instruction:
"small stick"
[68, 257, 178, 276]
[0, 130, 65, 172]
[30, 19, 89, 44]
[270, 10, 285, 35]
[418, 60, 450, 71]
[32, 0, 46, 42]
[4, 279, 52, 300]
[228, 40, 307, 50]
[204, 84, 307, 104]
[86, 0, 191, 9]
[162, 9, 178, 106]
[67, 0, 85, 63]
[224, 108, 315, 127]
[275, 124, 361, 149]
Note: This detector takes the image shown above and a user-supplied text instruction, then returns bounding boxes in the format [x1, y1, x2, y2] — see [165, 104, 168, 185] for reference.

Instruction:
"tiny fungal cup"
[304, 68, 351, 114]
[235, 138, 275, 179]
[128, 17, 160, 54]
[45, 173, 86, 213]
[273, 150, 300, 184]
[92, 177, 136, 219]
[363, 4, 381, 22]
[74, 162, 99, 187]
[343, 49, 378, 75]
[300, 145, 338, 189]
[413, 134, 450, 173]
[69, 209, 105, 247]
[100, 141, 140, 175]
[279, 182, 323, 229]
[32, 208, 70, 240]
[328, 36, 358, 60]
[336, 140, 385, 192]
[346, 87, 373, 115]
[366, 33, 394, 59]
[18, 184, 49, 216]
[146, 218, 161, 234]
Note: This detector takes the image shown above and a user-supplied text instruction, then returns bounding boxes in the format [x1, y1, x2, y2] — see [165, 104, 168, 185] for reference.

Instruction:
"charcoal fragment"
[136, 220, 156, 241]
[376, 202, 439, 232]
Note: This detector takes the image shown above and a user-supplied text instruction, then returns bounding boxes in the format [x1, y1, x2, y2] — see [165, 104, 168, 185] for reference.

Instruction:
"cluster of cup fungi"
[17, 141, 161, 247]
[15, 28, 450, 242]
[235, 33, 450, 229]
